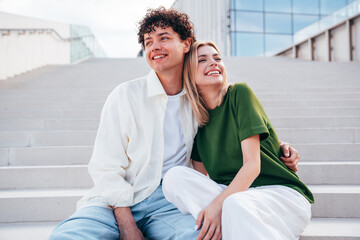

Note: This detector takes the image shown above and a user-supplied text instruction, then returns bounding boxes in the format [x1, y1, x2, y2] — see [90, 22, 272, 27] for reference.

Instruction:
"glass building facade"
[230, 0, 356, 56]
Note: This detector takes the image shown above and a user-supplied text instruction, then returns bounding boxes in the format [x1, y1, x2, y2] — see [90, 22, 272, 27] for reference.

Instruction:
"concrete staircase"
[0, 57, 359, 239]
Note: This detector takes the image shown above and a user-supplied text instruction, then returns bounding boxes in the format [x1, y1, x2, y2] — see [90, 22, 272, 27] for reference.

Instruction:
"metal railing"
[0, 25, 107, 63]
[0, 28, 93, 42]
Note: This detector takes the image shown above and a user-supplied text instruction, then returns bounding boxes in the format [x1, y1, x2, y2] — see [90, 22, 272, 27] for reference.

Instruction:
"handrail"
[0, 28, 94, 42]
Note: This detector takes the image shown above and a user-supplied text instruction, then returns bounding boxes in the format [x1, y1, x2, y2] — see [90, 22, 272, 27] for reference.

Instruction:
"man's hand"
[195, 200, 222, 240]
[114, 207, 144, 240]
[280, 141, 300, 172]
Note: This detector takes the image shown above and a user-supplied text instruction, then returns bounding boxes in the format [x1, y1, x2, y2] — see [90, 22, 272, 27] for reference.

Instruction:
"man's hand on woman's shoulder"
[279, 141, 300, 172]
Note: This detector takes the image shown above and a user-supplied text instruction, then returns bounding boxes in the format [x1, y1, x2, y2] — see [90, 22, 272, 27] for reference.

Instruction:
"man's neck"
[156, 69, 183, 96]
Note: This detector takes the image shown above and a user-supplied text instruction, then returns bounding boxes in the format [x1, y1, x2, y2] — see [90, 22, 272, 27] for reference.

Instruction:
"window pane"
[293, 0, 319, 14]
[264, 0, 291, 13]
[231, 10, 236, 31]
[235, 33, 264, 56]
[320, 0, 347, 15]
[265, 34, 292, 55]
[231, 0, 235, 9]
[265, 13, 292, 34]
[293, 14, 320, 32]
[231, 33, 236, 56]
[235, 11, 264, 32]
[235, 0, 263, 11]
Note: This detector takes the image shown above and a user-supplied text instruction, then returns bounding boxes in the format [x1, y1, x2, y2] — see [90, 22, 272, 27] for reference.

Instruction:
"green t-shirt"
[191, 83, 314, 203]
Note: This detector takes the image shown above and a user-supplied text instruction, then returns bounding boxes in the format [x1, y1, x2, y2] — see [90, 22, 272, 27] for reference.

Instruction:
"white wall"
[172, 0, 230, 56]
[0, 12, 71, 80]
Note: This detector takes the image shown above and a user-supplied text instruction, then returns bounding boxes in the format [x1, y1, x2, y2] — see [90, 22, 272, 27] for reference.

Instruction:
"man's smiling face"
[144, 26, 190, 75]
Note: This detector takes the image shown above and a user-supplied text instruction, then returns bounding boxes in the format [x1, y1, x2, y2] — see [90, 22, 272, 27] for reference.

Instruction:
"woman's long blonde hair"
[184, 41, 229, 127]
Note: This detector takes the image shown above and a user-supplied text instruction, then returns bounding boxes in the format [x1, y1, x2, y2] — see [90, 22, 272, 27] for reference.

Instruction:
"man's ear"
[183, 38, 191, 53]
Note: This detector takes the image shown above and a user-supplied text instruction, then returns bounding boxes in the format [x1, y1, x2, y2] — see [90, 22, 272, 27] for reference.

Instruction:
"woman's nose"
[210, 60, 218, 66]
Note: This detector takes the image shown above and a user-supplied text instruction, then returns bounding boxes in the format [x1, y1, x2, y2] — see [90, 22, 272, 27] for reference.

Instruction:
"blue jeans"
[49, 184, 199, 240]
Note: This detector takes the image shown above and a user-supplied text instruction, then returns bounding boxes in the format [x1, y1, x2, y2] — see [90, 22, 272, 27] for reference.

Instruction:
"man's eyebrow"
[158, 32, 170, 36]
[145, 32, 170, 41]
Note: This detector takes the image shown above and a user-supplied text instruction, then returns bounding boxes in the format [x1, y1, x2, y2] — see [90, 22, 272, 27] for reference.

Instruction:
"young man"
[50, 7, 300, 240]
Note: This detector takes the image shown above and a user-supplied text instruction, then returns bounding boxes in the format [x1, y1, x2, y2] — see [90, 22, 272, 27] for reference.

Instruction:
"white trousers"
[162, 166, 311, 240]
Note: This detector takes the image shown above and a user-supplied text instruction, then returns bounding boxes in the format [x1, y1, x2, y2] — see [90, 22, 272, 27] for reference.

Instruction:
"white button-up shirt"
[77, 70, 198, 209]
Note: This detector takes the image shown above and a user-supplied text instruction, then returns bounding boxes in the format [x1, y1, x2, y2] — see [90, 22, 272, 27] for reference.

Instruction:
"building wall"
[230, 0, 355, 56]
[173, 0, 356, 57]
[0, 12, 71, 80]
[172, 0, 230, 56]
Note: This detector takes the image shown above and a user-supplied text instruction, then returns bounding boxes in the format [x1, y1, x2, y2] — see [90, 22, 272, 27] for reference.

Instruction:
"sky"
[0, 0, 175, 58]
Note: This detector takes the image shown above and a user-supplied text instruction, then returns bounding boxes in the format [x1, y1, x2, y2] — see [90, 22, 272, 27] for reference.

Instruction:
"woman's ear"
[183, 38, 191, 53]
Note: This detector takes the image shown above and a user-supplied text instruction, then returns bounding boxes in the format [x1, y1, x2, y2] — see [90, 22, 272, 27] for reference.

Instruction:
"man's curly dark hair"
[137, 7, 196, 48]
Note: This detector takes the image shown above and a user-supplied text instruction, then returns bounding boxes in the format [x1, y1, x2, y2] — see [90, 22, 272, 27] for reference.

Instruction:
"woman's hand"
[196, 199, 222, 240]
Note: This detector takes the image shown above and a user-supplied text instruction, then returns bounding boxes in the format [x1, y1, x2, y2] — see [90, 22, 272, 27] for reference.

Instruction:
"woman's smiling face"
[195, 45, 225, 91]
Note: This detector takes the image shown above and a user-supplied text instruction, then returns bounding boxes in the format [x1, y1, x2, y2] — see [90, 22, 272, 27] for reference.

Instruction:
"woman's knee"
[222, 193, 251, 215]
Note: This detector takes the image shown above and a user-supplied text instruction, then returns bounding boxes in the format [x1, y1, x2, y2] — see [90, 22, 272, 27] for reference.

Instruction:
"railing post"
[308, 38, 314, 61]
[325, 30, 331, 62]
[346, 20, 353, 61]
[292, 45, 298, 59]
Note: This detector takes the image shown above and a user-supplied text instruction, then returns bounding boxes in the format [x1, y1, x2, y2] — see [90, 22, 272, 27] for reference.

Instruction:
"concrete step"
[0, 95, 107, 103]
[271, 116, 360, 128]
[0, 93, 359, 108]
[310, 185, 360, 218]
[300, 218, 360, 240]
[2, 143, 358, 167]
[293, 143, 360, 161]
[276, 127, 360, 144]
[298, 161, 360, 185]
[0, 161, 358, 190]
[0, 110, 101, 120]
[0, 188, 87, 223]
[0, 165, 92, 190]
[0, 90, 110, 97]
[266, 107, 360, 117]
[1, 98, 359, 109]
[1, 127, 358, 148]
[1, 116, 359, 131]
[0, 119, 99, 131]
[1, 106, 359, 121]
[0, 131, 97, 147]
[0, 146, 92, 166]
[0, 222, 59, 240]
[262, 99, 360, 108]
[0, 218, 359, 240]
[0, 102, 104, 111]
[257, 92, 360, 100]
[0, 185, 358, 223]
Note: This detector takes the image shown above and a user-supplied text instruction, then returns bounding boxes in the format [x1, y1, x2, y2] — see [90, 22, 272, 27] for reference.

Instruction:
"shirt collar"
[147, 70, 167, 98]
[146, 70, 186, 98]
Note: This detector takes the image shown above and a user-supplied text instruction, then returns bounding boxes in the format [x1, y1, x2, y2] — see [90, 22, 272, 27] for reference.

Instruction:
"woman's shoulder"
[229, 82, 254, 99]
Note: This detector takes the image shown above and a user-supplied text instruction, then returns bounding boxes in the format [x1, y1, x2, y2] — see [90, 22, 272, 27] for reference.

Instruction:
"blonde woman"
[162, 41, 314, 240]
